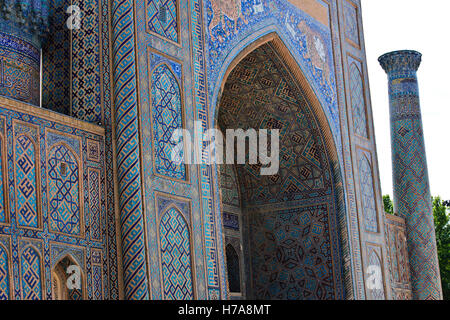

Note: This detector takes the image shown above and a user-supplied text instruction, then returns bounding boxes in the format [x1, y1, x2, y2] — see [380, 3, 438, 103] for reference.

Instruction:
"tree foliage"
[383, 194, 394, 215]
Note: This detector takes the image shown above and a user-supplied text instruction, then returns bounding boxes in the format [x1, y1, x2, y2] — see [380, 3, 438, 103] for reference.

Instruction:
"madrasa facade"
[0, 0, 443, 300]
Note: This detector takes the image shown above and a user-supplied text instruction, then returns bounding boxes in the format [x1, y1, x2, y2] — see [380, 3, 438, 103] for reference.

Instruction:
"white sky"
[361, 0, 450, 200]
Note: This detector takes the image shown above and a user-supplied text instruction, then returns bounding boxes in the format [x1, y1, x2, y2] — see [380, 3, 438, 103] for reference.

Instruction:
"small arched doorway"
[52, 255, 84, 300]
[217, 36, 345, 300]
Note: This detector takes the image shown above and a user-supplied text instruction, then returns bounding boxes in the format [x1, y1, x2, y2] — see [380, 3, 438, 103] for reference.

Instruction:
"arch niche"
[51, 255, 85, 300]
[215, 33, 348, 300]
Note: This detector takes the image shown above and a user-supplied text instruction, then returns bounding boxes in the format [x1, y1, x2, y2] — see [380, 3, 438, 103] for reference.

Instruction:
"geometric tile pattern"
[151, 63, 186, 180]
[349, 59, 369, 138]
[48, 144, 81, 236]
[0, 32, 40, 105]
[366, 247, 386, 300]
[89, 169, 102, 241]
[343, 0, 360, 47]
[249, 205, 335, 300]
[54, 256, 83, 300]
[20, 246, 42, 300]
[92, 249, 103, 300]
[146, 0, 179, 43]
[225, 244, 241, 293]
[0, 137, 5, 224]
[207, 0, 341, 145]
[191, 0, 222, 298]
[71, 0, 103, 124]
[358, 150, 378, 233]
[87, 140, 101, 163]
[160, 207, 193, 300]
[50, 245, 85, 274]
[223, 212, 239, 231]
[379, 51, 442, 300]
[111, 0, 150, 300]
[42, 0, 71, 115]
[0, 245, 9, 300]
[216, 34, 345, 299]
[0, 0, 437, 302]
[100, 0, 121, 298]
[43, 0, 104, 124]
[219, 163, 245, 295]
[15, 135, 39, 229]
[219, 164, 240, 208]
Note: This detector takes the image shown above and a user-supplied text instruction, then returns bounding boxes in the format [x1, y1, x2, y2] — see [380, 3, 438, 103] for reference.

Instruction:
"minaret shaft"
[379, 50, 443, 300]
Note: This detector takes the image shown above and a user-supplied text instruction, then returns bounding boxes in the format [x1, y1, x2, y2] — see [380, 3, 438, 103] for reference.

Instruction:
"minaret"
[0, 0, 48, 105]
[379, 50, 443, 300]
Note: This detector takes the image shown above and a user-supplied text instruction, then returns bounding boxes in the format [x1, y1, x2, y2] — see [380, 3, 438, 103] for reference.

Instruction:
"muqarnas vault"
[0, 0, 442, 300]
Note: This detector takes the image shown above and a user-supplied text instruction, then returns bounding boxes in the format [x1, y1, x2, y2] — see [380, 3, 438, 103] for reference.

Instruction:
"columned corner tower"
[379, 50, 443, 300]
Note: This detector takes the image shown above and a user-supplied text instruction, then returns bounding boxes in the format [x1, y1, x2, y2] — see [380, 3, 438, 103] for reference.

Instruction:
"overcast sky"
[361, 0, 450, 200]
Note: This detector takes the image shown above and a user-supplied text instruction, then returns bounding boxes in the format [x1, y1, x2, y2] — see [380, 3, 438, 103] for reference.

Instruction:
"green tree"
[383, 194, 394, 215]
[432, 197, 450, 300]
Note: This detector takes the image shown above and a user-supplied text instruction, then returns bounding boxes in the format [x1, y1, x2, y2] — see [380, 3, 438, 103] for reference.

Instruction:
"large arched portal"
[217, 41, 345, 300]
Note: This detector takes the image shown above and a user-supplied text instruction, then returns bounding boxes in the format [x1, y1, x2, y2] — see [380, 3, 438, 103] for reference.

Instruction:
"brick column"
[379, 50, 442, 300]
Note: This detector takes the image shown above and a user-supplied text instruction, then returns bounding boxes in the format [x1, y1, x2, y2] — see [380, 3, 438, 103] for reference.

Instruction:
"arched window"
[226, 244, 241, 293]
[151, 63, 186, 181]
[15, 135, 39, 229]
[21, 246, 42, 300]
[0, 245, 10, 300]
[159, 207, 193, 300]
[219, 165, 241, 209]
[52, 256, 84, 300]
[88, 169, 101, 241]
[48, 144, 81, 236]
